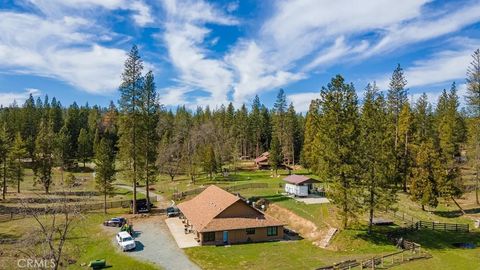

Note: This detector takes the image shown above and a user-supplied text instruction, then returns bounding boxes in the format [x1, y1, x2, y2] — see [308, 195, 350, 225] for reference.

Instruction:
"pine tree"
[139, 70, 159, 209]
[0, 123, 10, 199]
[269, 136, 282, 176]
[95, 138, 116, 214]
[398, 102, 414, 192]
[21, 94, 38, 162]
[34, 120, 55, 194]
[410, 140, 441, 210]
[466, 49, 480, 205]
[360, 83, 396, 234]
[203, 145, 217, 180]
[250, 95, 263, 158]
[8, 132, 26, 193]
[315, 75, 361, 228]
[118, 45, 144, 214]
[272, 89, 288, 162]
[77, 128, 90, 168]
[387, 64, 408, 191]
[301, 100, 319, 170]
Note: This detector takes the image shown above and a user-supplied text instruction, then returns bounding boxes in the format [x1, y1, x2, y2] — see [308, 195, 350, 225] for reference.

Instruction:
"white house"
[283, 175, 320, 197]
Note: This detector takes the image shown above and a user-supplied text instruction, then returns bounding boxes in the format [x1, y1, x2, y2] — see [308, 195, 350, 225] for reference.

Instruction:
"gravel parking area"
[126, 215, 200, 270]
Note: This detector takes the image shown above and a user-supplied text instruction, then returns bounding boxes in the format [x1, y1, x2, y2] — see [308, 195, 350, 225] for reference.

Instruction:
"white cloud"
[0, 88, 41, 107]
[130, 1, 154, 26]
[260, 0, 429, 68]
[377, 41, 479, 90]
[287, 92, 319, 113]
[28, 0, 154, 27]
[366, 3, 480, 56]
[0, 12, 126, 94]
[159, 86, 191, 106]
[226, 41, 305, 104]
[160, 0, 238, 106]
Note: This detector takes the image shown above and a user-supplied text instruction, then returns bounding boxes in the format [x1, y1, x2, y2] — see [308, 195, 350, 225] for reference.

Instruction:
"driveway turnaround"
[165, 217, 200, 248]
[128, 215, 200, 270]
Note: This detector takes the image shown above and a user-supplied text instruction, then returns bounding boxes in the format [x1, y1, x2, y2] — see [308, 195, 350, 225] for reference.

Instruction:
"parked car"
[166, 206, 180, 217]
[116, 231, 136, 251]
[131, 198, 153, 213]
[103, 217, 126, 227]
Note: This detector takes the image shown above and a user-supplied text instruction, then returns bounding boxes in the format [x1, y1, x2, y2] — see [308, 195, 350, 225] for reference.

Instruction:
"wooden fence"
[317, 244, 430, 270]
[172, 182, 269, 200]
[0, 196, 157, 223]
[387, 210, 469, 232]
[416, 220, 469, 232]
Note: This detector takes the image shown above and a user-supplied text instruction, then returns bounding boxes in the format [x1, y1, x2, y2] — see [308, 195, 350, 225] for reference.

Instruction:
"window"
[246, 228, 255, 235]
[204, 232, 215, 242]
[267, 226, 278, 236]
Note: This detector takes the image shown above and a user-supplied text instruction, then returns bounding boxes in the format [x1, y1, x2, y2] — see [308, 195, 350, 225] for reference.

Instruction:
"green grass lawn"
[0, 209, 159, 270]
[185, 239, 394, 270]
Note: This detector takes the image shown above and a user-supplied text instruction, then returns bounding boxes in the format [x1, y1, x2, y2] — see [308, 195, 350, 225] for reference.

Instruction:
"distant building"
[283, 175, 320, 197]
[177, 185, 284, 245]
[254, 151, 270, 169]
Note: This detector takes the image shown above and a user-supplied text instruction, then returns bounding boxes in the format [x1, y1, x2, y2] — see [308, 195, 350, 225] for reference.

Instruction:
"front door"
[223, 231, 229, 244]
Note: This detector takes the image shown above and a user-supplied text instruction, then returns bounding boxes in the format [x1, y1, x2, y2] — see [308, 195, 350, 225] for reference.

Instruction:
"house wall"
[200, 226, 284, 245]
[285, 183, 308, 196]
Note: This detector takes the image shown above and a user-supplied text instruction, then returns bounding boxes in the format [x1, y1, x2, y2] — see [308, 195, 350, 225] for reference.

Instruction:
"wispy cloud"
[0, 12, 126, 94]
[377, 40, 480, 89]
[0, 88, 41, 107]
[160, 0, 238, 106]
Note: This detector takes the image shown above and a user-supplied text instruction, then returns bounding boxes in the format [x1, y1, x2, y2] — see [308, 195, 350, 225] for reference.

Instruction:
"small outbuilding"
[254, 152, 270, 169]
[283, 175, 320, 197]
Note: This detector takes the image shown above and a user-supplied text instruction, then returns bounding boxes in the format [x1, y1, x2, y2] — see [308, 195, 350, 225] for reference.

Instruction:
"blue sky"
[0, 0, 479, 112]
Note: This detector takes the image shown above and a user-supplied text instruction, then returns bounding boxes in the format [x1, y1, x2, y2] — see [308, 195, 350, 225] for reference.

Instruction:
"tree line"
[302, 49, 480, 230]
[0, 46, 479, 222]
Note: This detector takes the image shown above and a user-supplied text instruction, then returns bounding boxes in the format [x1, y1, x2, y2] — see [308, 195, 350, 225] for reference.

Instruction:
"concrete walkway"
[165, 217, 200, 248]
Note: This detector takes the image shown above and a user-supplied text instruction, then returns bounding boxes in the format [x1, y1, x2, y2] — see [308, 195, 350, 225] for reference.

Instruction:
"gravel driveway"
[128, 215, 200, 270]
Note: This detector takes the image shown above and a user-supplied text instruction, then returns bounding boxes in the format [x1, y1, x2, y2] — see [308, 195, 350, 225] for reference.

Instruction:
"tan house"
[177, 185, 284, 245]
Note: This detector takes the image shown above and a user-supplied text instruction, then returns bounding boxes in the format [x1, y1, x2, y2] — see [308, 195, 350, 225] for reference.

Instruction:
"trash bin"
[88, 259, 106, 269]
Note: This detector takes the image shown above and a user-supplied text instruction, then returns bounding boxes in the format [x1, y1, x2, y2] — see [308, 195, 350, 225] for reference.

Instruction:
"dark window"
[267, 226, 278, 236]
[204, 232, 215, 242]
[246, 228, 255, 235]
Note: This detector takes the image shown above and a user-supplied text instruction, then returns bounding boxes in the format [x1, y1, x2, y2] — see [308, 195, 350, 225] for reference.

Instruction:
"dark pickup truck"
[131, 198, 154, 213]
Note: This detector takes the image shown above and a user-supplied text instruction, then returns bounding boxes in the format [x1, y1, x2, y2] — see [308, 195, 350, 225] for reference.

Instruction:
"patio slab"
[294, 195, 330, 205]
[165, 217, 200, 248]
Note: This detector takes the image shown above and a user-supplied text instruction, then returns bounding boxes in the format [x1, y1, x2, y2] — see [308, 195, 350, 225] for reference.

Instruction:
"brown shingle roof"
[177, 185, 283, 232]
[283, 174, 320, 185]
[202, 216, 283, 232]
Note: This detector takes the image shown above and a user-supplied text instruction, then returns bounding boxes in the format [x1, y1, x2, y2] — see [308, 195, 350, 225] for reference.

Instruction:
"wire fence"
[172, 182, 269, 200]
[0, 196, 157, 223]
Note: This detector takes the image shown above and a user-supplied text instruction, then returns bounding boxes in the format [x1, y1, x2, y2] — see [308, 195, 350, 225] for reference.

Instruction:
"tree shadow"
[248, 194, 289, 203]
[400, 230, 480, 250]
[353, 227, 398, 246]
[433, 207, 480, 218]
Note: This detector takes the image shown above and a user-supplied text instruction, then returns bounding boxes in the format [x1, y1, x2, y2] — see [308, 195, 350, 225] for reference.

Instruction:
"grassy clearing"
[185, 239, 393, 270]
[0, 209, 159, 270]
